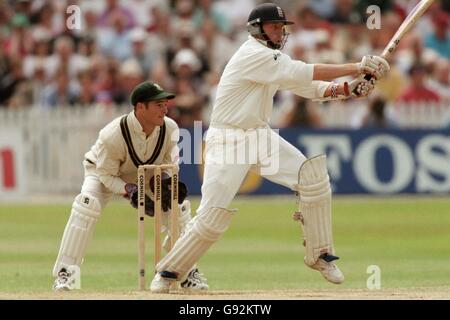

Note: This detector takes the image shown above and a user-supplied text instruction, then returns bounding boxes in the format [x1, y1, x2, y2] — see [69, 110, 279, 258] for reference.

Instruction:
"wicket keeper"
[52, 81, 208, 291]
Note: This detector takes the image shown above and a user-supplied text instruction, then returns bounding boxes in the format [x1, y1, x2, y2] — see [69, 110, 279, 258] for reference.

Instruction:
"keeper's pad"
[162, 200, 193, 253]
[294, 155, 335, 266]
[53, 193, 101, 276]
[156, 207, 234, 279]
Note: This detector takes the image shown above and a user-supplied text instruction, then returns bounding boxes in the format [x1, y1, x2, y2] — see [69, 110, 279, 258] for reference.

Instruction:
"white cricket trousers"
[197, 126, 307, 214]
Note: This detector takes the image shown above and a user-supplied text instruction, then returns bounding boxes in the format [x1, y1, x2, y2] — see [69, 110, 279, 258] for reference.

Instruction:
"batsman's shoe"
[180, 268, 209, 291]
[150, 271, 177, 293]
[307, 254, 345, 284]
[53, 268, 77, 291]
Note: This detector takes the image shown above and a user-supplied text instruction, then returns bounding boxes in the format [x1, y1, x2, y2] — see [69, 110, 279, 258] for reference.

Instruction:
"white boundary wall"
[0, 102, 448, 197]
[0, 106, 126, 198]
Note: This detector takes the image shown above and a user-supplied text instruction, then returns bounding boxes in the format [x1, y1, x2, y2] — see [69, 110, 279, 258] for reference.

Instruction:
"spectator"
[23, 31, 51, 80]
[13, 0, 33, 18]
[198, 17, 235, 74]
[41, 69, 78, 108]
[375, 59, 408, 102]
[397, 64, 441, 104]
[172, 0, 196, 35]
[97, 0, 136, 30]
[4, 13, 33, 58]
[214, 0, 256, 36]
[71, 70, 96, 106]
[171, 49, 204, 127]
[111, 59, 144, 105]
[361, 95, 398, 128]
[395, 32, 429, 74]
[332, 11, 370, 60]
[329, 0, 359, 24]
[427, 58, 450, 103]
[127, 0, 159, 28]
[0, 0, 446, 128]
[89, 56, 119, 105]
[166, 21, 207, 76]
[46, 36, 90, 80]
[77, 35, 97, 57]
[192, 0, 231, 35]
[0, 57, 26, 107]
[146, 5, 174, 61]
[79, 9, 100, 40]
[306, 30, 345, 64]
[30, 3, 57, 42]
[424, 11, 450, 58]
[171, 48, 202, 80]
[97, 10, 133, 62]
[146, 4, 169, 33]
[287, 6, 333, 56]
[129, 27, 159, 76]
[307, 0, 335, 19]
[19, 61, 47, 107]
[280, 96, 322, 128]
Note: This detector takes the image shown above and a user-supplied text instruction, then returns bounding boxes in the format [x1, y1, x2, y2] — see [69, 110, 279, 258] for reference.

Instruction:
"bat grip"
[364, 74, 374, 81]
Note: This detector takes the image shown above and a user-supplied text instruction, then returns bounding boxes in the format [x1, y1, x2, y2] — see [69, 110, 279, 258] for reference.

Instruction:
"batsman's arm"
[313, 63, 359, 81]
[313, 56, 390, 82]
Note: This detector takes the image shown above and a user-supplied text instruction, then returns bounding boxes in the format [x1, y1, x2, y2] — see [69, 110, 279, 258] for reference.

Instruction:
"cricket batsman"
[150, 3, 390, 293]
[52, 82, 208, 291]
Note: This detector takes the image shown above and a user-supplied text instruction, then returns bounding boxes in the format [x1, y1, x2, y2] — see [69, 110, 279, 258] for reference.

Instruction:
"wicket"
[137, 164, 179, 290]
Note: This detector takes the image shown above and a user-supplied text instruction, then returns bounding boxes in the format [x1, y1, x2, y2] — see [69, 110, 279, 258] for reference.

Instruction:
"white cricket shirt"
[210, 36, 330, 129]
[84, 111, 179, 195]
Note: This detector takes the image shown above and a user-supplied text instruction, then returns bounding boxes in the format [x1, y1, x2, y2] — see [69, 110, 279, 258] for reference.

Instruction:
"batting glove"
[358, 55, 390, 80]
[347, 76, 377, 98]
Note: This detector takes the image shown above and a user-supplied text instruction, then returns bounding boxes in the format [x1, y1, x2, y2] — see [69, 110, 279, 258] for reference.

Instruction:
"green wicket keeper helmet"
[130, 81, 175, 107]
[247, 3, 294, 50]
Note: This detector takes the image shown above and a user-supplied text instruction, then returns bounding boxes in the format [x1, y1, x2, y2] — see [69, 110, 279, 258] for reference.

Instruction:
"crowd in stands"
[0, 0, 449, 128]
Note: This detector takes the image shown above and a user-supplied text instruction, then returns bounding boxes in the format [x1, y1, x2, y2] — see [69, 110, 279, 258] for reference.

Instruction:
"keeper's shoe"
[180, 268, 209, 291]
[306, 254, 345, 284]
[53, 268, 77, 291]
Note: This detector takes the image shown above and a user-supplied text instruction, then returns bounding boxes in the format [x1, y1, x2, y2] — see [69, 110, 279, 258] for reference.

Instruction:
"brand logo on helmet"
[277, 6, 283, 18]
[154, 83, 163, 91]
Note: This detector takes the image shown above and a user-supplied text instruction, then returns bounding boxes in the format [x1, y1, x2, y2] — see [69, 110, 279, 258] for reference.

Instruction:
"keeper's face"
[140, 99, 168, 126]
[262, 22, 286, 46]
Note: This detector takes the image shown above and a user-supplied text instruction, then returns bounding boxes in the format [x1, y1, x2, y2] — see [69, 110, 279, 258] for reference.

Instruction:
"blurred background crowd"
[0, 0, 449, 128]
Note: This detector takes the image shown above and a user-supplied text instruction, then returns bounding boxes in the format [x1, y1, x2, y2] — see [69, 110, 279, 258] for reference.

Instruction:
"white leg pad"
[156, 207, 234, 278]
[52, 193, 101, 276]
[162, 200, 193, 253]
[295, 155, 335, 266]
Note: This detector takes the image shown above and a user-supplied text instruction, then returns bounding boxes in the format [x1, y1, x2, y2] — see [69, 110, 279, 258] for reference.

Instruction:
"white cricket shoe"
[180, 268, 209, 291]
[150, 272, 175, 293]
[307, 255, 345, 284]
[53, 268, 77, 291]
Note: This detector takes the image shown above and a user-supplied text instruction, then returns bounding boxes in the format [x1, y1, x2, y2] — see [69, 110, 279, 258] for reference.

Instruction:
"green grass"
[1, 196, 449, 292]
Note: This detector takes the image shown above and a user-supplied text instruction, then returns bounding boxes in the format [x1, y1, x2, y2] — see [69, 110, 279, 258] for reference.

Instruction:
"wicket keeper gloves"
[124, 183, 155, 216]
[358, 55, 390, 80]
[149, 173, 188, 212]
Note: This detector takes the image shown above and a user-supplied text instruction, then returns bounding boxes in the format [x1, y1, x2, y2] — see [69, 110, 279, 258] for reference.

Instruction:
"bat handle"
[364, 74, 374, 81]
